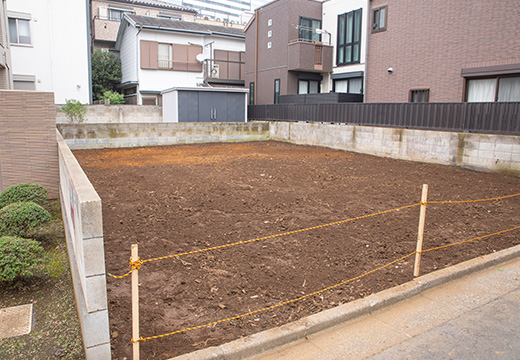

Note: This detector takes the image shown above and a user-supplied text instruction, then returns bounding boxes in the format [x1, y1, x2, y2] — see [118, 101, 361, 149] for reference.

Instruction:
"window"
[8, 18, 30, 44]
[13, 74, 36, 90]
[409, 89, 430, 103]
[274, 79, 280, 104]
[466, 76, 520, 102]
[142, 96, 157, 105]
[372, 6, 387, 33]
[298, 80, 320, 94]
[334, 77, 363, 94]
[140, 40, 202, 72]
[249, 82, 255, 105]
[109, 9, 125, 21]
[299, 16, 321, 43]
[158, 43, 173, 69]
[337, 9, 362, 65]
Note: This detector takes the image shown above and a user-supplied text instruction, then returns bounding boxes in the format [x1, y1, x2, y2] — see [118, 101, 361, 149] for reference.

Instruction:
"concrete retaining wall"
[56, 104, 162, 124]
[57, 130, 111, 359]
[269, 122, 520, 174]
[57, 122, 270, 150]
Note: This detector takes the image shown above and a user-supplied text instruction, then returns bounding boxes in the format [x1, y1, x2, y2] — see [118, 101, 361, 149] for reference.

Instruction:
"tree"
[91, 49, 122, 101]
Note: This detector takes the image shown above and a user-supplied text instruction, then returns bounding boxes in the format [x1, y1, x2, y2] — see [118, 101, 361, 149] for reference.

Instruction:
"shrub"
[0, 183, 48, 209]
[61, 99, 87, 123]
[102, 90, 125, 104]
[0, 236, 44, 282]
[0, 202, 52, 238]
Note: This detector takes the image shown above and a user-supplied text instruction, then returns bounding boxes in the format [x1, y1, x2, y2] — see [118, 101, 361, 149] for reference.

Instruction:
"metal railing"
[248, 102, 520, 135]
[203, 58, 245, 81]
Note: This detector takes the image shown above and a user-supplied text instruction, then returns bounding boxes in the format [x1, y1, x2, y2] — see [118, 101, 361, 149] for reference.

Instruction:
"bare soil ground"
[73, 141, 520, 360]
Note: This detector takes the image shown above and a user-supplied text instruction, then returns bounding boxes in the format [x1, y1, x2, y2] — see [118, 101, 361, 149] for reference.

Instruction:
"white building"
[115, 14, 245, 105]
[322, 0, 368, 98]
[6, 0, 91, 103]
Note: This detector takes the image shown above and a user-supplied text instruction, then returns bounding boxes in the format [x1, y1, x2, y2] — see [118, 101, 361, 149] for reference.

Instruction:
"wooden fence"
[248, 102, 520, 135]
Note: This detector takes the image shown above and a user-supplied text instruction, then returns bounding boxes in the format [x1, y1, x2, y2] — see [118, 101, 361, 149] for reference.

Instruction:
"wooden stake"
[131, 244, 140, 360]
[414, 184, 428, 277]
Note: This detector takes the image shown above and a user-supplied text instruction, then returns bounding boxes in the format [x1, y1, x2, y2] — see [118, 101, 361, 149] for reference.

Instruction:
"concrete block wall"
[270, 122, 520, 174]
[56, 104, 162, 124]
[0, 90, 59, 196]
[57, 121, 270, 150]
[57, 131, 110, 359]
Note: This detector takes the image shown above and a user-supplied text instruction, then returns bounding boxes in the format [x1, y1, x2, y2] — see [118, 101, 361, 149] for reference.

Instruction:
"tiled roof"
[112, 0, 198, 14]
[126, 14, 245, 37]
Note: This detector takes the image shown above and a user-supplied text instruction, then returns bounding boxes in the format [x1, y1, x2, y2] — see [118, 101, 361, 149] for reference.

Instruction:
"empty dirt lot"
[74, 141, 520, 360]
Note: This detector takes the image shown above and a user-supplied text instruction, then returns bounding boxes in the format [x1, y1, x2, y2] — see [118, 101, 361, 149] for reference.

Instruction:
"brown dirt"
[73, 141, 520, 360]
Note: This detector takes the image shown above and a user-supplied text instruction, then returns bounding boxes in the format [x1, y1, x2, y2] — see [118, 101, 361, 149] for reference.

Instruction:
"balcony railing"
[287, 41, 333, 73]
[157, 60, 202, 72]
[203, 58, 245, 84]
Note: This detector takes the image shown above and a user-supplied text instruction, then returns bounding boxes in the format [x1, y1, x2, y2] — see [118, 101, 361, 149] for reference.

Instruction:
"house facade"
[116, 14, 245, 105]
[7, 0, 91, 103]
[365, 0, 520, 103]
[244, 0, 333, 105]
[322, 0, 368, 99]
[92, 0, 197, 51]
[0, 0, 12, 89]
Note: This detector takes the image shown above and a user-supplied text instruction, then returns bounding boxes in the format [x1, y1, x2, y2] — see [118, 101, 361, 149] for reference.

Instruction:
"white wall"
[119, 25, 138, 84]
[322, 0, 368, 93]
[8, 0, 90, 104]
[135, 29, 245, 103]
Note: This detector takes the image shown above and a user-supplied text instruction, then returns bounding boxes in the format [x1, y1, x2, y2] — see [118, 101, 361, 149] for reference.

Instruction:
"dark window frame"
[465, 74, 520, 102]
[337, 9, 362, 66]
[298, 79, 321, 95]
[274, 78, 280, 104]
[249, 82, 255, 105]
[409, 89, 430, 103]
[299, 16, 322, 43]
[333, 77, 364, 94]
[372, 5, 387, 33]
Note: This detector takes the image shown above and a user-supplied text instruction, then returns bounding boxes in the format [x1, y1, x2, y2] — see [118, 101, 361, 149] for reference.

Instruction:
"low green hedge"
[0, 202, 51, 238]
[0, 236, 44, 282]
[0, 183, 48, 209]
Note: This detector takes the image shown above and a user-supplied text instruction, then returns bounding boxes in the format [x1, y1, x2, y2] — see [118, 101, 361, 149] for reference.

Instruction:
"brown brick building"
[366, 0, 520, 103]
[244, 0, 333, 105]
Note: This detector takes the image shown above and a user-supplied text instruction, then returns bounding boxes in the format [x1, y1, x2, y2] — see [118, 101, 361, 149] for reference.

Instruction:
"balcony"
[288, 40, 333, 73]
[202, 58, 245, 86]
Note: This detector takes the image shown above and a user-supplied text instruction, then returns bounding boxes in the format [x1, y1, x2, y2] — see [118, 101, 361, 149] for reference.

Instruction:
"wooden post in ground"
[131, 244, 140, 360]
[414, 184, 428, 277]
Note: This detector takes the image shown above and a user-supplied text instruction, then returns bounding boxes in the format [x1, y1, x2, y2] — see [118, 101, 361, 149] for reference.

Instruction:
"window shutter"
[187, 45, 203, 72]
[140, 40, 158, 69]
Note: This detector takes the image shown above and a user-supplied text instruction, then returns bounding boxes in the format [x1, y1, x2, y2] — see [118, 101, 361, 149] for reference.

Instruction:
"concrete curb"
[169, 244, 520, 360]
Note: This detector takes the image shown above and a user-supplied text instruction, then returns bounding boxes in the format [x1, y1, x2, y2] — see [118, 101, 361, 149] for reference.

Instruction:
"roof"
[108, 0, 197, 14]
[125, 14, 245, 38]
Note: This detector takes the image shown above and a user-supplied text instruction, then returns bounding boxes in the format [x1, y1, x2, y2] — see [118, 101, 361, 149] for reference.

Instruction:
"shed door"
[226, 93, 245, 122]
[178, 91, 199, 122]
[198, 92, 228, 122]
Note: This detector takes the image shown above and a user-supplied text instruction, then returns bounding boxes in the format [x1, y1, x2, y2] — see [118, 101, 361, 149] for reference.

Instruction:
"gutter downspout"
[255, 9, 258, 104]
[136, 25, 142, 105]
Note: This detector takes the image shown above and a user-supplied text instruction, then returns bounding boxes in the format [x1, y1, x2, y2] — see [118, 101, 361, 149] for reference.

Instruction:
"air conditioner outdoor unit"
[211, 65, 220, 79]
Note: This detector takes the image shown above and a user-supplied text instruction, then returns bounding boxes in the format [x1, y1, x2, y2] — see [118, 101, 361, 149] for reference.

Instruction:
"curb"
[169, 244, 520, 360]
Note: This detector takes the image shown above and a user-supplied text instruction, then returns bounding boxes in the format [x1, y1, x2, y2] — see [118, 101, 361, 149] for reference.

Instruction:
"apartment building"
[366, 0, 520, 103]
[116, 14, 245, 105]
[92, 0, 197, 51]
[7, 0, 90, 103]
[244, 0, 333, 105]
[0, 0, 11, 89]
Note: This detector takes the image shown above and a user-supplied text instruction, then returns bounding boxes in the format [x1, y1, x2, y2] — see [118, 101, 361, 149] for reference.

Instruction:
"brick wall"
[366, 0, 520, 103]
[0, 90, 59, 197]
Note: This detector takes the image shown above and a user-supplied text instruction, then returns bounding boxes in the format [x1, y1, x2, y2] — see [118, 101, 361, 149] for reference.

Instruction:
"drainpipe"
[136, 25, 142, 104]
[255, 9, 258, 104]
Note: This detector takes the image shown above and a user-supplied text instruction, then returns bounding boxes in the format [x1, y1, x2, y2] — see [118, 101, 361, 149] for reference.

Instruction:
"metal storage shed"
[162, 87, 249, 123]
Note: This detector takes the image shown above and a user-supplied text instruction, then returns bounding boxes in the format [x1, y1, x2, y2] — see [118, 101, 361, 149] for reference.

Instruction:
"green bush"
[102, 90, 125, 104]
[0, 202, 52, 238]
[61, 99, 87, 123]
[0, 236, 44, 282]
[0, 183, 48, 209]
